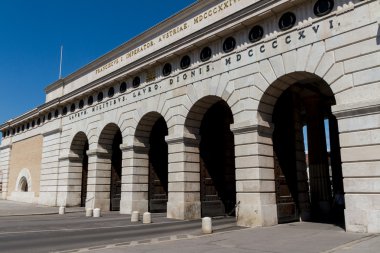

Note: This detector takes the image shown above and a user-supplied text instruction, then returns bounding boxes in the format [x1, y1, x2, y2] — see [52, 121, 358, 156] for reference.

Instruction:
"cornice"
[0, 144, 12, 150]
[1, 0, 295, 130]
[332, 99, 380, 119]
[42, 127, 62, 137]
[57, 0, 285, 104]
[44, 0, 218, 92]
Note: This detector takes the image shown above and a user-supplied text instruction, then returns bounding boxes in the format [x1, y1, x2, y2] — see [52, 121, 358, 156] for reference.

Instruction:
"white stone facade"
[1, 0, 380, 233]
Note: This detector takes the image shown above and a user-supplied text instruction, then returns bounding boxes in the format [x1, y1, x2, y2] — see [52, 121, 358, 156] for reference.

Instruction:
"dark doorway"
[272, 83, 344, 225]
[273, 91, 300, 223]
[148, 117, 168, 213]
[199, 101, 236, 217]
[110, 131, 122, 211]
[80, 141, 89, 207]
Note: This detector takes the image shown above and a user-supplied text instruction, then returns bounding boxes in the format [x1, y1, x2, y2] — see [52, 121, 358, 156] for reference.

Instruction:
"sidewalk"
[1, 199, 379, 252]
[88, 222, 380, 253]
[0, 199, 84, 216]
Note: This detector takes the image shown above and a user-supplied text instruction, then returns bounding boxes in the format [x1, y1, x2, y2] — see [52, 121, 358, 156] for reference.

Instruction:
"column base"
[56, 192, 82, 207]
[120, 199, 148, 214]
[167, 201, 201, 220]
[38, 192, 57, 206]
[237, 203, 277, 227]
[85, 198, 110, 211]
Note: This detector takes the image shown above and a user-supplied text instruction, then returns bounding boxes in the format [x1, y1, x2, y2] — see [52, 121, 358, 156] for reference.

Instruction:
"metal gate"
[80, 142, 89, 207]
[110, 141, 122, 211]
[200, 158, 226, 217]
[199, 101, 236, 217]
[149, 163, 168, 212]
[80, 159, 88, 207]
[148, 117, 168, 213]
[274, 153, 299, 223]
[273, 91, 299, 223]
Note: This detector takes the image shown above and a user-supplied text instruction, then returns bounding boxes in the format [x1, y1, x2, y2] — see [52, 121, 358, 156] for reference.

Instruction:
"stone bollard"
[202, 217, 213, 234]
[143, 212, 152, 224]
[93, 208, 101, 218]
[85, 208, 93, 217]
[59, 206, 65, 215]
[131, 211, 140, 222]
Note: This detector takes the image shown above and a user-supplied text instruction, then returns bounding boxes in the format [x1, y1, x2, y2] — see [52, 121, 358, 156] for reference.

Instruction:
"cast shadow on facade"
[259, 72, 345, 227]
[183, 96, 237, 218]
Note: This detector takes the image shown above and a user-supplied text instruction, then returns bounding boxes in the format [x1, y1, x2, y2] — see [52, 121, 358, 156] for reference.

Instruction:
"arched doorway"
[266, 73, 344, 225]
[134, 113, 169, 213]
[19, 177, 28, 192]
[110, 130, 122, 211]
[187, 98, 236, 217]
[148, 117, 168, 213]
[98, 124, 123, 211]
[69, 132, 89, 207]
[80, 141, 89, 207]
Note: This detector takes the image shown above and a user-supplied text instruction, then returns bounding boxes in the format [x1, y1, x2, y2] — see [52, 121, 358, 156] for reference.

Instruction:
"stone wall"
[7, 135, 43, 203]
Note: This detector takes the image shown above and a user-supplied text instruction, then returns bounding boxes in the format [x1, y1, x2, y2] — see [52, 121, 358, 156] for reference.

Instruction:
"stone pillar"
[0, 144, 12, 199]
[328, 115, 344, 195]
[292, 97, 311, 221]
[85, 149, 112, 211]
[56, 154, 83, 207]
[231, 122, 277, 227]
[304, 97, 332, 214]
[0, 168, 2, 194]
[166, 135, 201, 220]
[120, 143, 149, 214]
[39, 127, 61, 206]
[333, 99, 380, 233]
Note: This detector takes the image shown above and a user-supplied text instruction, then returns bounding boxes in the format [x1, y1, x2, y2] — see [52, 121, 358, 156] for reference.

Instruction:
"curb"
[0, 209, 84, 217]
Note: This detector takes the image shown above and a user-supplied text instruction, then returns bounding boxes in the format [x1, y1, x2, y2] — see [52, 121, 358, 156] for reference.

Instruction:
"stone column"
[333, 99, 380, 233]
[39, 127, 62, 206]
[166, 134, 201, 220]
[328, 115, 344, 195]
[56, 154, 83, 207]
[0, 144, 12, 199]
[231, 122, 277, 227]
[304, 97, 332, 214]
[85, 149, 112, 211]
[119, 143, 149, 214]
[292, 96, 311, 221]
[0, 168, 2, 194]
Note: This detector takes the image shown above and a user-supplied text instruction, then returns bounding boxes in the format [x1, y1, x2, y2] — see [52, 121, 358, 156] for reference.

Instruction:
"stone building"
[0, 0, 379, 233]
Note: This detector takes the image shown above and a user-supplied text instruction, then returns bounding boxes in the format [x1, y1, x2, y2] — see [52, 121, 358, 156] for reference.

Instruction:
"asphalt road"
[0, 213, 239, 253]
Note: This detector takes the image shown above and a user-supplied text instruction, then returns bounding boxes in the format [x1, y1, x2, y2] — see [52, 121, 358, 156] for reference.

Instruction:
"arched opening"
[20, 177, 28, 192]
[110, 130, 123, 211]
[135, 113, 169, 213]
[148, 117, 168, 213]
[98, 124, 123, 211]
[262, 73, 344, 226]
[80, 141, 89, 207]
[69, 132, 89, 207]
[15, 169, 32, 194]
[186, 98, 236, 217]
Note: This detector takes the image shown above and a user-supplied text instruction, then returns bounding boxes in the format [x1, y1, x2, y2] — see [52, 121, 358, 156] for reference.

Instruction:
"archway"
[135, 113, 168, 213]
[98, 124, 123, 211]
[19, 177, 28, 192]
[185, 96, 236, 217]
[69, 132, 89, 207]
[80, 142, 89, 207]
[260, 72, 344, 225]
[15, 168, 32, 193]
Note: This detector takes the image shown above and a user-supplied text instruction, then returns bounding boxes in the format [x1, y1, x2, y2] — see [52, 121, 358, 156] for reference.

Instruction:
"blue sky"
[0, 0, 195, 124]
